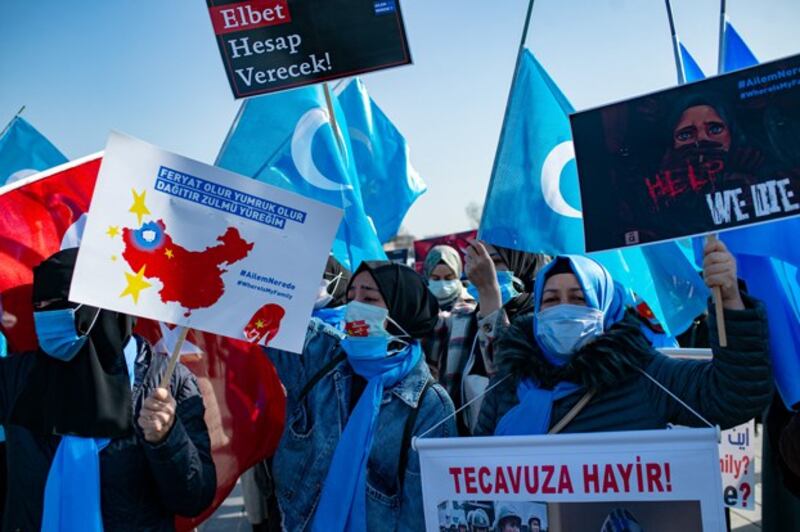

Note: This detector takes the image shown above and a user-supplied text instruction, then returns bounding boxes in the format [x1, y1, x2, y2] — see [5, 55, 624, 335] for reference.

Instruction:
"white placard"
[70, 132, 342, 353]
[417, 428, 725, 532]
[720, 420, 756, 511]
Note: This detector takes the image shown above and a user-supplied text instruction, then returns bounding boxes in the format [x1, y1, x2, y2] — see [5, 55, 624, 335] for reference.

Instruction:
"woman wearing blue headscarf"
[475, 240, 772, 436]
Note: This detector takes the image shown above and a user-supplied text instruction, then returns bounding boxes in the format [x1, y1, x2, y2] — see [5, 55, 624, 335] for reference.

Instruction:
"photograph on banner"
[571, 53, 800, 252]
[70, 132, 342, 354]
[413, 230, 477, 275]
[719, 420, 756, 510]
[418, 428, 725, 531]
[437, 500, 548, 531]
[206, 0, 412, 98]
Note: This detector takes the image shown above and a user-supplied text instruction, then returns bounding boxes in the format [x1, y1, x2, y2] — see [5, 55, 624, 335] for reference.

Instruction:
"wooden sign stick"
[159, 326, 190, 390]
[706, 234, 728, 347]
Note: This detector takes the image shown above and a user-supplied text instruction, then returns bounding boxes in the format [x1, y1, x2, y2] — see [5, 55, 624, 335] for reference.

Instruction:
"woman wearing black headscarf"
[267, 261, 456, 531]
[0, 248, 216, 531]
[437, 240, 550, 434]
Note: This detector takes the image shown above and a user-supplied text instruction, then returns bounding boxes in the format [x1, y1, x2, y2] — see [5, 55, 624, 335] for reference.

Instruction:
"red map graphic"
[122, 220, 253, 315]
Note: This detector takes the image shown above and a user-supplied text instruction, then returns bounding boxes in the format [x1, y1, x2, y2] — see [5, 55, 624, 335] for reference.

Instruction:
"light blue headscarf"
[41, 338, 138, 531]
[496, 256, 616, 436]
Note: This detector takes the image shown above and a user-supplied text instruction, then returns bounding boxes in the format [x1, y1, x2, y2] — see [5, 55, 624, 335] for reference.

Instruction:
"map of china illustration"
[112, 188, 286, 345]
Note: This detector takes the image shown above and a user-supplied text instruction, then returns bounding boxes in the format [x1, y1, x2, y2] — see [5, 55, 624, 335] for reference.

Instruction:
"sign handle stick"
[323, 83, 345, 155]
[159, 326, 190, 390]
[706, 234, 728, 347]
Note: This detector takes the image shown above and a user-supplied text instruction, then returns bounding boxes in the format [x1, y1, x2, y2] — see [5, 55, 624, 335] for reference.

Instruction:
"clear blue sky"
[1, 0, 798, 238]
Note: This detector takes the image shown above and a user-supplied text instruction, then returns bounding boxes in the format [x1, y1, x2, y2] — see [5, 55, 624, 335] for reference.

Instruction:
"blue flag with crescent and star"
[216, 86, 386, 270]
[480, 49, 708, 336]
[0, 116, 66, 186]
[337, 79, 426, 243]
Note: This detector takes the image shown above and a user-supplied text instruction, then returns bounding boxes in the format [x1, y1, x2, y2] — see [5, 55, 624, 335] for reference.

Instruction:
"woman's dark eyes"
[709, 123, 725, 134]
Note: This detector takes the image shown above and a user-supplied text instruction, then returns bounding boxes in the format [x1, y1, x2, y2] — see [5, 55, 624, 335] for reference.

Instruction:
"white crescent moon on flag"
[541, 141, 582, 219]
[5, 168, 38, 186]
[291, 108, 352, 192]
[348, 127, 374, 157]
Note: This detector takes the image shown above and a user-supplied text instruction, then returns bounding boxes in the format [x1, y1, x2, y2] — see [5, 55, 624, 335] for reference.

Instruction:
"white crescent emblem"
[5, 168, 38, 186]
[291, 108, 352, 192]
[60, 214, 87, 250]
[541, 141, 582, 219]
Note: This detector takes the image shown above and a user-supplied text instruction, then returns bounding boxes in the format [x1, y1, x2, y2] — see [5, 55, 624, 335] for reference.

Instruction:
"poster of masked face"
[571, 53, 800, 252]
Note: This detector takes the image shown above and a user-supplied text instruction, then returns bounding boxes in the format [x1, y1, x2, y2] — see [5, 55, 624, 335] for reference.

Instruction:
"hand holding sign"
[138, 388, 177, 443]
[702, 238, 744, 311]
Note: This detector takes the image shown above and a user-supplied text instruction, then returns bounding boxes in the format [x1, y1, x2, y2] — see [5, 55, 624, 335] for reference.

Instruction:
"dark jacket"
[475, 296, 772, 436]
[0, 336, 216, 531]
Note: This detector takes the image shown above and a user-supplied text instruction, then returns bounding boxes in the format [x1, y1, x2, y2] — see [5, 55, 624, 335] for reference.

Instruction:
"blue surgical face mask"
[467, 270, 521, 305]
[535, 304, 605, 363]
[34, 304, 100, 362]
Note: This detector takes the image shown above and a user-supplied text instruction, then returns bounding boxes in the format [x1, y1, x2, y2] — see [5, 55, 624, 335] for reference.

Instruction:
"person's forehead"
[543, 272, 581, 290]
[350, 270, 378, 287]
[679, 104, 723, 123]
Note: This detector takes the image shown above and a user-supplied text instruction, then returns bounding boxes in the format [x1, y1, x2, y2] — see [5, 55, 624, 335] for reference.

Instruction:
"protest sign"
[417, 428, 725, 531]
[206, 0, 412, 98]
[719, 420, 756, 511]
[70, 132, 342, 354]
[413, 230, 477, 275]
[571, 53, 800, 252]
[385, 247, 412, 267]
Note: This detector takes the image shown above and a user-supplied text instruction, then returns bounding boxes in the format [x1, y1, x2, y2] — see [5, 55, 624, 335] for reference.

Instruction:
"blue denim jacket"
[268, 318, 456, 531]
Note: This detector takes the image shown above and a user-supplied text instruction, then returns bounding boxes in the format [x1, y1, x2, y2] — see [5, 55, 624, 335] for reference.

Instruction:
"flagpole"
[479, 0, 536, 233]
[664, 0, 686, 85]
[214, 101, 247, 166]
[717, 0, 727, 74]
[0, 105, 25, 138]
[323, 82, 347, 156]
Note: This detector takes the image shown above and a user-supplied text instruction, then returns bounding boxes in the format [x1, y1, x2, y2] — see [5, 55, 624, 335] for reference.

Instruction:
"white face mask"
[535, 304, 605, 359]
[343, 300, 410, 353]
[314, 273, 343, 310]
[427, 279, 461, 302]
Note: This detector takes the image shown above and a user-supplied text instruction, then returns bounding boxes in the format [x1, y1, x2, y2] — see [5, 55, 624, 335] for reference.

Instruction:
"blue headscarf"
[496, 256, 617, 436]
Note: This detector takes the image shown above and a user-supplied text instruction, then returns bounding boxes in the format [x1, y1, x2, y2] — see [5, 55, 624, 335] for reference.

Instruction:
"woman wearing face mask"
[422, 246, 476, 379]
[438, 240, 549, 435]
[267, 261, 456, 531]
[475, 239, 772, 436]
[0, 249, 216, 531]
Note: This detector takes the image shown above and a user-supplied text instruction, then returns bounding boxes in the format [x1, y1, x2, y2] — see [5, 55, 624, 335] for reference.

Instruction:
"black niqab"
[350, 261, 439, 339]
[10, 248, 134, 438]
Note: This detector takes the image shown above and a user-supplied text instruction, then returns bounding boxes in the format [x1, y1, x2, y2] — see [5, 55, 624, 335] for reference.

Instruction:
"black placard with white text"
[207, 0, 411, 98]
[571, 53, 800, 252]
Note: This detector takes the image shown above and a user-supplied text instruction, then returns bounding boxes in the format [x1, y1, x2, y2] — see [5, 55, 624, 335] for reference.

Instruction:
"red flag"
[0, 156, 286, 529]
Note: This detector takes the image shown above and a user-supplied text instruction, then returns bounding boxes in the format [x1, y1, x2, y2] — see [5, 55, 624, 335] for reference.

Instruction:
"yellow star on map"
[119, 265, 152, 304]
[164, 248, 174, 259]
[111, 255, 118, 262]
[129, 189, 151, 225]
[106, 225, 120, 238]
[255, 319, 265, 329]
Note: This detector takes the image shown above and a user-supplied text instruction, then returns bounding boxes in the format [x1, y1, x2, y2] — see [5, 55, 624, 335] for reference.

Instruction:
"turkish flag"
[0, 156, 286, 529]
